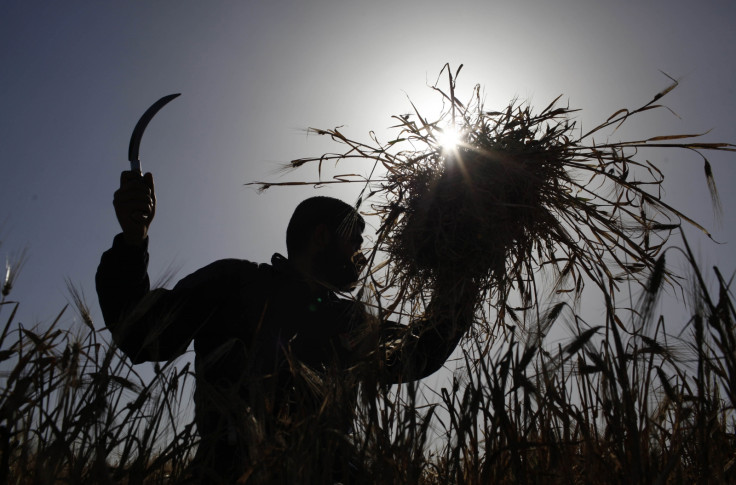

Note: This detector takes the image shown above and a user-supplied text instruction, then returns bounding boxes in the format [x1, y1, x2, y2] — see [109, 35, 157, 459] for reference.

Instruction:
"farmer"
[96, 171, 478, 483]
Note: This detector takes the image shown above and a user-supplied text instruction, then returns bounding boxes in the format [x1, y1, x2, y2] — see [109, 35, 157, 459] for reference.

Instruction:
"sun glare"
[437, 125, 462, 150]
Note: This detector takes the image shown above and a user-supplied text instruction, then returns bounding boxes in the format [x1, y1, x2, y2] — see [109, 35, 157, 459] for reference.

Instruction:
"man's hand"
[113, 171, 156, 246]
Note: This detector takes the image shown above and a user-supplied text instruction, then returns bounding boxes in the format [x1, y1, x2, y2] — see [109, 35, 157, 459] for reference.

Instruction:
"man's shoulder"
[202, 258, 271, 281]
[206, 257, 260, 269]
[174, 258, 268, 293]
[190, 253, 302, 288]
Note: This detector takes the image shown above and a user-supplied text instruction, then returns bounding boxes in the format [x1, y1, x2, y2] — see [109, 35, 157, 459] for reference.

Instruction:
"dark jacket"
[95, 233, 473, 479]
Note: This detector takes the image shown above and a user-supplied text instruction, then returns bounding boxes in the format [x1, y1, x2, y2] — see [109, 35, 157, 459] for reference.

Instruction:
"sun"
[436, 125, 462, 151]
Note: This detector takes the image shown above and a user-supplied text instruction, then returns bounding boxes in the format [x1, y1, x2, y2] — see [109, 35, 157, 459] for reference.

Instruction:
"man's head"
[286, 196, 366, 291]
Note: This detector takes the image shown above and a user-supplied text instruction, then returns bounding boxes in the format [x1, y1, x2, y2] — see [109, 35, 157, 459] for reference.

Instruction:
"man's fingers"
[115, 171, 156, 244]
[120, 170, 143, 184]
[115, 173, 154, 200]
[120, 171, 155, 194]
[114, 197, 154, 214]
[114, 189, 154, 207]
[114, 183, 155, 222]
[143, 172, 155, 192]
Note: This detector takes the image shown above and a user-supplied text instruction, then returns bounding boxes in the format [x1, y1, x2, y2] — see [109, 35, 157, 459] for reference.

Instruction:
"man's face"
[313, 226, 365, 291]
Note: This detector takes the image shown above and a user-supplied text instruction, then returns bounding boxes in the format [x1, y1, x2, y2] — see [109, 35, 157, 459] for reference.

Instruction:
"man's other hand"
[113, 171, 156, 246]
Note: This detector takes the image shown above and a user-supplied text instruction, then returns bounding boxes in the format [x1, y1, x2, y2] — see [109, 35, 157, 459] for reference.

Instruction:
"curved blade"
[128, 93, 181, 172]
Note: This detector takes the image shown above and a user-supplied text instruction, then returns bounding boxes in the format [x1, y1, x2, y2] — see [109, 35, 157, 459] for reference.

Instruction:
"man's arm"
[379, 275, 479, 383]
[96, 233, 155, 361]
[96, 170, 162, 361]
[96, 234, 255, 363]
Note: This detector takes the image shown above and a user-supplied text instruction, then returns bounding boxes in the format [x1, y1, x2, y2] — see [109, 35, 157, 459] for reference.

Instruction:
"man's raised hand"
[113, 171, 156, 246]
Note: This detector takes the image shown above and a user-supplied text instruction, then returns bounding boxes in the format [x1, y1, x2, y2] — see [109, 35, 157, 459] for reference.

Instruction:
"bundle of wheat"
[251, 65, 734, 331]
[385, 96, 575, 286]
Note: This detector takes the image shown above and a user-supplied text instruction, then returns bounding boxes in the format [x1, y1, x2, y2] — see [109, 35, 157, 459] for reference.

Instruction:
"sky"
[2, 0, 735, 353]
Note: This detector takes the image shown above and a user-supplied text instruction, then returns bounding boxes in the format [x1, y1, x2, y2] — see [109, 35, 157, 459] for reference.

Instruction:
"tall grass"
[0, 240, 734, 483]
[345, 244, 736, 484]
[0, 280, 197, 484]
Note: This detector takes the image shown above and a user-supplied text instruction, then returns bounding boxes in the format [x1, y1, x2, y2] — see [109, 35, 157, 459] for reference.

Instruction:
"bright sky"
[2, 0, 735, 348]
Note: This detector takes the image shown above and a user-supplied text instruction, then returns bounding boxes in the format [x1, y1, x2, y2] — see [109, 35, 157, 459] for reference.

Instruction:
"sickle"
[128, 93, 181, 173]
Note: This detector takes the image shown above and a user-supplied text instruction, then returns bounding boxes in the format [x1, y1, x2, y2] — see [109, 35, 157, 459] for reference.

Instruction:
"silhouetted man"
[97, 171, 478, 483]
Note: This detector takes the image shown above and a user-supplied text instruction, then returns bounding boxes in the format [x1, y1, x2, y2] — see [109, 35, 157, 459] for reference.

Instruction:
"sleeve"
[95, 233, 253, 364]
